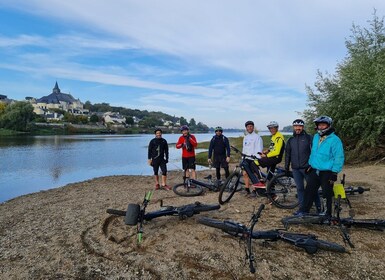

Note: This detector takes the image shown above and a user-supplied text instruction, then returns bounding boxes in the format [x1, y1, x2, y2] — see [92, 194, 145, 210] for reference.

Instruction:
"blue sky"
[0, 1, 384, 129]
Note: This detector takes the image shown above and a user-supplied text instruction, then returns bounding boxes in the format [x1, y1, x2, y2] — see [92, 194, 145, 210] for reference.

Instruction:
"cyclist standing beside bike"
[208, 126, 231, 181]
[298, 116, 344, 217]
[176, 125, 198, 179]
[242, 121, 263, 195]
[148, 128, 170, 190]
[285, 119, 321, 213]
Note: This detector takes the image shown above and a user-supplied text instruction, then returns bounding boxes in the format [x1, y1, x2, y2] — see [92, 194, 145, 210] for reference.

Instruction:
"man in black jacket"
[208, 126, 231, 180]
[148, 128, 170, 190]
[285, 119, 320, 212]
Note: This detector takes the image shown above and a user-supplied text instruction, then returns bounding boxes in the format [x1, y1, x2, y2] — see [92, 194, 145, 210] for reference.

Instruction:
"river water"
[1, 132, 250, 203]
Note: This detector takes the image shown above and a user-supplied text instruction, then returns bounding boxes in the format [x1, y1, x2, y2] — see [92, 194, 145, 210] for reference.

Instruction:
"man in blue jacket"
[298, 116, 344, 217]
[285, 119, 321, 212]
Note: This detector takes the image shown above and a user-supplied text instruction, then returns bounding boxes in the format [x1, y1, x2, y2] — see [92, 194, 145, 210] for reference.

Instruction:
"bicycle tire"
[192, 203, 221, 213]
[198, 217, 244, 236]
[341, 219, 385, 231]
[314, 239, 346, 253]
[266, 173, 299, 209]
[218, 171, 241, 205]
[125, 203, 140, 225]
[173, 182, 204, 197]
[106, 209, 126, 216]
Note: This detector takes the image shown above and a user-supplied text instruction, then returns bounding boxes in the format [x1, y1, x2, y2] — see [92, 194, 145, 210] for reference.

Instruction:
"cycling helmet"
[267, 121, 279, 128]
[292, 119, 305, 126]
[214, 126, 223, 132]
[180, 125, 189, 131]
[314, 115, 333, 136]
[245, 121, 254, 127]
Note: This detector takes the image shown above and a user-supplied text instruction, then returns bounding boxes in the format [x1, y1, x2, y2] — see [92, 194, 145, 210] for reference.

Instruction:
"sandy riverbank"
[1, 165, 385, 279]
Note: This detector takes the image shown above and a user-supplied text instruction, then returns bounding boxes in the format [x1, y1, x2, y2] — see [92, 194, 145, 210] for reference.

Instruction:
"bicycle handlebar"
[230, 145, 257, 159]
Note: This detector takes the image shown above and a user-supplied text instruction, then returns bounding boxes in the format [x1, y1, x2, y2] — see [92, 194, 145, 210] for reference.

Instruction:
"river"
[1, 132, 252, 203]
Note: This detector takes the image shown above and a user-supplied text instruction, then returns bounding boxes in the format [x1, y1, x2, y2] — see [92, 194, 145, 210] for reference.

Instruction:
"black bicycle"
[198, 204, 345, 273]
[173, 173, 230, 197]
[218, 146, 298, 209]
[282, 195, 385, 248]
[107, 191, 220, 243]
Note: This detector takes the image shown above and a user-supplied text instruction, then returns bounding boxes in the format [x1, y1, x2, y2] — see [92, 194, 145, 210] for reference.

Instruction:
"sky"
[0, 1, 385, 129]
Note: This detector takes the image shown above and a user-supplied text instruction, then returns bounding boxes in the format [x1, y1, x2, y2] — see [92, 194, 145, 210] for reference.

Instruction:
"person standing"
[285, 119, 321, 212]
[242, 121, 264, 194]
[298, 116, 344, 217]
[148, 128, 170, 190]
[208, 126, 231, 180]
[176, 125, 198, 179]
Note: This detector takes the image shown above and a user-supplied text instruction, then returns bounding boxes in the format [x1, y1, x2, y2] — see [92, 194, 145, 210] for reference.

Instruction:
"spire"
[53, 81, 61, 94]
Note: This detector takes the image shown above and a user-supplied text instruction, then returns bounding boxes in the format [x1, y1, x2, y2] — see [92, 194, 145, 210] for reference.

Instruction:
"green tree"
[179, 116, 188, 126]
[125, 116, 134, 125]
[303, 12, 385, 160]
[89, 114, 99, 123]
[0, 101, 34, 131]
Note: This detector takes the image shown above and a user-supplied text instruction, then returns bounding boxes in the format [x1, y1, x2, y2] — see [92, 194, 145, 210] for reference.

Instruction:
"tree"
[125, 116, 134, 125]
[0, 102, 7, 115]
[179, 117, 188, 126]
[303, 12, 385, 160]
[0, 101, 34, 131]
[89, 114, 99, 123]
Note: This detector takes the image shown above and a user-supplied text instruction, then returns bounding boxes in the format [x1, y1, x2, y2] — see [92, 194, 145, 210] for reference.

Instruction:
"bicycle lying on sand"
[218, 146, 298, 209]
[198, 204, 345, 274]
[282, 193, 385, 248]
[173, 172, 229, 197]
[107, 191, 220, 243]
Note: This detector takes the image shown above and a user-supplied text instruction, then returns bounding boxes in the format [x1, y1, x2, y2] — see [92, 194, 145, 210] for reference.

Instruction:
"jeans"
[292, 168, 321, 210]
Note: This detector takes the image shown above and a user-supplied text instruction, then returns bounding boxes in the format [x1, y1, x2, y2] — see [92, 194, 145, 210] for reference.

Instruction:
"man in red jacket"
[176, 125, 198, 179]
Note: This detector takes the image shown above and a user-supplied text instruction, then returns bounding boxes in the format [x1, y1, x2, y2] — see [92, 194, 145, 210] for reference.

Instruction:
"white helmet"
[267, 121, 279, 128]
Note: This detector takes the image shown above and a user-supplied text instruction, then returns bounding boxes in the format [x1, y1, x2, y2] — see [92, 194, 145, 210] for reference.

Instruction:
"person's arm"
[254, 136, 263, 158]
[164, 140, 169, 162]
[208, 138, 214, 159]
[267, 137, 283, 158]
[148, 140, 152, 159]
[285, 138, 292, 170]
[331, 137, 345, 173]
[189, 134, 198, 148]
[176, 136, 184, 149]
[225, 136, 231, 157]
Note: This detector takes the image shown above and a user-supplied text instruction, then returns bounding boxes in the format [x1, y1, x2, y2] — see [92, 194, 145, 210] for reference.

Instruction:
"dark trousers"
[301, 169, 333, 216]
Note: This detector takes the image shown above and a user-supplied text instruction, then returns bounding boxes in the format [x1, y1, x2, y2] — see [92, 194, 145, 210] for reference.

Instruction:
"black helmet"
[154, 128, 162, 133]
[245, 121, 254, 127]
[292, 119, 305, 126]
[180, 125, 189, 131]
[214, 126, 223, 132]
[314, 116, 333, 136]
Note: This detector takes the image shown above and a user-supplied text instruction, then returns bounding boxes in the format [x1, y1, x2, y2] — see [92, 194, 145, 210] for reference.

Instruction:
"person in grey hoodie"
[285, 119, 320, 213]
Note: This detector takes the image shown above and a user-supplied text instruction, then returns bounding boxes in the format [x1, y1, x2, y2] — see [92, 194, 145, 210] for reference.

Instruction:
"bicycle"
[198, 204, 346, 274]
[281, 194, 385, 248]
[173, 172, 232, 197]
[218, 146, 298, 209]
[107, 190, 220, 243]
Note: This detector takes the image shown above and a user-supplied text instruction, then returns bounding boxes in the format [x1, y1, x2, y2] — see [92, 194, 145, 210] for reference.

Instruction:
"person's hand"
[165, 159, 168, 164]
[226, 157, 230, 163]
[329, 172, 338, 184]
[148, 159, 152, 166]
[208, 159, 212, 164]
[305, 166, 313, 174]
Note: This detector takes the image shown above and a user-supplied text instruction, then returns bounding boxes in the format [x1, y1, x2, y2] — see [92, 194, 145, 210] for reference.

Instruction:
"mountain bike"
[173, 173, 231, 197]
[218, 146, 298, 209]
[198, 204, 345, 274]
[281, 194, 385, 248]
[107, 191, 220, 243]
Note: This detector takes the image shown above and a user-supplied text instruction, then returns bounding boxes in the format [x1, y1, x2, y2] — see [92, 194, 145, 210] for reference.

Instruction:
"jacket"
[285, 131, 312, 170]
[176, 134, 198, 158]
[208, 135, 230, 159]
[266, 131, 285, 161]
[242, 131, 263, 159]
[309, 131, 344, 173]
[148, 137, 169, 161]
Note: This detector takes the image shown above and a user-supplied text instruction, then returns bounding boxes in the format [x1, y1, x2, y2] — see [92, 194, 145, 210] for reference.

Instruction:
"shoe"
[293, 210, 308, 216]
[162, 185, 171, 191]
[155, 184, 160, 190]
[248, 191, 257, 198]
[252, 182, 266, 189]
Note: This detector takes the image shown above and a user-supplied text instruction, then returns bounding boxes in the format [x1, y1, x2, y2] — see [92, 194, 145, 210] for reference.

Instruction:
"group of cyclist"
[147, 115, 344, 217]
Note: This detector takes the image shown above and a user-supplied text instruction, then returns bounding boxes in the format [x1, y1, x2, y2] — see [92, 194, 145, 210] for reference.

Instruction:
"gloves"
[305, 166, 313, 174]
[329, 172, 338, 184]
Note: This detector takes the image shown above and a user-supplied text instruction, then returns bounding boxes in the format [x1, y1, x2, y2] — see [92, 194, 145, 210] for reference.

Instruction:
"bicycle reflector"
[333, 184, 346, 199]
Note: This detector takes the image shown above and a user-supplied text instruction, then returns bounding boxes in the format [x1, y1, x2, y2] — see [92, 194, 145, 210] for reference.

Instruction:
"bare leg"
[161, 175, 167, 186]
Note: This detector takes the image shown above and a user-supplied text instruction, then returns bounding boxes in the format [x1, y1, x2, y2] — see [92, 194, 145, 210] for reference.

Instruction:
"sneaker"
[293, 210, 308, 216]
[248, 191, 257, 198]
[252, 182, 266, 189]
[162, 185, 171, 191]
[155, 184, 160, 190]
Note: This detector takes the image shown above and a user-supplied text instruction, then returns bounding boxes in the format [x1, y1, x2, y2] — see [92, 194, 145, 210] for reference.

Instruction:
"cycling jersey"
[266, 131, 285, 161]
[242, 131, 263, 159]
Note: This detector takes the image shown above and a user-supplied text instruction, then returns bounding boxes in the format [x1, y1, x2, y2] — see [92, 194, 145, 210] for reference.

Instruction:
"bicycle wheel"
[173, 182, 204, 196]
[192, 203, 221, 213]
[266, 173, 299, 209]
[106, 209, 126, 216]
[218, 171, 241, 204]
[343, 219, 385, 231]
[125, 203, 140, 225]
[198, 217, 243, 236]
[314, 239, 346, 253]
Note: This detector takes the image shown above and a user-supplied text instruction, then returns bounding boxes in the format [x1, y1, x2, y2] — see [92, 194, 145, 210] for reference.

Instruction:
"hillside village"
[0, 82, 208, 132]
